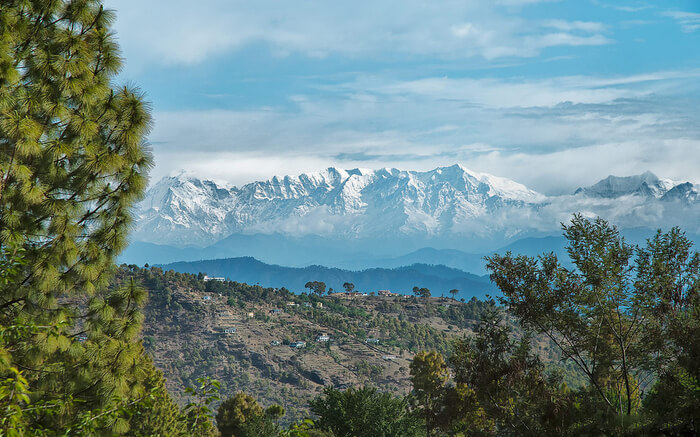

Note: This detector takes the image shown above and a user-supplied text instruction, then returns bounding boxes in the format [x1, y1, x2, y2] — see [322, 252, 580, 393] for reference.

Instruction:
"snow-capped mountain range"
[133, 165, 699, 248]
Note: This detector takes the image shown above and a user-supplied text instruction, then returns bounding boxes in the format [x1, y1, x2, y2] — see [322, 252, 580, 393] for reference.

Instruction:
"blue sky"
[105, 0, 700, 194]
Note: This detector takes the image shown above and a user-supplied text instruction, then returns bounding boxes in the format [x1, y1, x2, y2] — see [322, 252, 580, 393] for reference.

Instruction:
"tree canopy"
[485, 214, 700, 434]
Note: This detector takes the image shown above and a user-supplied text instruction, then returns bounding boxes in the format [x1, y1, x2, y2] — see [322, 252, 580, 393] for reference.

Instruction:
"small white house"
[290, 341, 306, 349]
[203, 275, 225, 282]
[224, 328, 237, 334]
[316, 334, 331, 342]
[365, 338, 380, 344]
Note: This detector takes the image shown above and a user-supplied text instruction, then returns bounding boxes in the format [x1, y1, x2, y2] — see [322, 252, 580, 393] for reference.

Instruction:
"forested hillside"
[3, 1, 700, 436]
[114, 265, 494, 422]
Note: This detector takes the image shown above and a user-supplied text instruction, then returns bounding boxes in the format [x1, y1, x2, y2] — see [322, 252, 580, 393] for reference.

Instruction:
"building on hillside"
[315, 302, 323, 308]
[203, 275, 225, 282]
[290, 341, 306, 349]
[286, 302, 297, 307]
[302, 302, 312, 307]
[270, 340, 281, 346]
[269, 309, 282, 314]
[223, 328, 237, 334]
[246, 312, 255, 318]
[382, 355, 396, 361]
[332, 291, 369, 299]
[377, 290, 396, 297]
[315, 333, 331, 342]
[365, 338, 380, 344]
[202, 295, 212, 301]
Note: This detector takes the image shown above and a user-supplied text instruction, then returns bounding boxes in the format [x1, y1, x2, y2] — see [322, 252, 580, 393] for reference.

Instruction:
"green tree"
[217, 391, 265, 437]
[128, 356, 185, 436]
[266, 404, 286, 425]
[305, 281, 327, 297]
[486, 215, 700, 433]
[447, 310, 572, 436]
[183, 377, 220, 437]
[410, 350, 449, 436]
[0, 0, 154, 432]
[342, 282, 355, 293]
[449, 289, 459, 300]
[412, 287, 430, 298]
[310, 386, 422, 437]
[636, 228, 700, 434]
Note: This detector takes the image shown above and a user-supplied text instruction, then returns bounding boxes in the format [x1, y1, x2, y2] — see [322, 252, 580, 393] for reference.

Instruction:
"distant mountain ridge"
[129, 166, 700, 268]
[135, 164, 545, 247]
[158, 256, 497, 300]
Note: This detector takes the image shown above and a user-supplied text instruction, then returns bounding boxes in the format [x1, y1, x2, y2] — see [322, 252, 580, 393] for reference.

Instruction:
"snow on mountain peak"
[133, 166, 698, 248]
[134, 164, 547, 246]
[575, 171, 680, 198]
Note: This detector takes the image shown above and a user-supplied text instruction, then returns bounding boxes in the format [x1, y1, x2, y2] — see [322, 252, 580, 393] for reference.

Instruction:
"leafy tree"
[183, 377, 220, 437]
[410, 351, 449, 436]
[486, 215, 700, 433]
[449, 289, 459, 300]
[342, 282, 355, 293]
[310, 386, 422, 437]
[412, 287, 431, 298]
[447, 310, 572, 436]
[636, 228, 700, 434]
[305, 281, 327, 296]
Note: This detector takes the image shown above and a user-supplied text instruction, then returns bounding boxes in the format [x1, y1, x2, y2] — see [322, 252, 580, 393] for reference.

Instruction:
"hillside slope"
[116, 265, 497, 422]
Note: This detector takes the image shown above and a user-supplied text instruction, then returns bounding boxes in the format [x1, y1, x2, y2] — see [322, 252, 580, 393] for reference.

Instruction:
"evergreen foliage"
[0, 1, 176, 434]
[310, 385, 423, 437]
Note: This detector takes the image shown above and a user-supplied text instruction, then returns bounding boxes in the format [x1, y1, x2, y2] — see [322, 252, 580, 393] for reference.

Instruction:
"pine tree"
[127, 355, 185, 437]
[0, 0, 153, 432]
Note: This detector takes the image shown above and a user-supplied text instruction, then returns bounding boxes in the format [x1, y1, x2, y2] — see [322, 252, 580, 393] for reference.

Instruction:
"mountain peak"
[135, 166, 697, 248]
[574, 171, 675, 198]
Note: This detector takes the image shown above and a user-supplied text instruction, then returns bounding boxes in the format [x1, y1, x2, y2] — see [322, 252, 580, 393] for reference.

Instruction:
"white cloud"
[663, 11, 700, 32]
[145, 69, 700, 195]
[332, 71, 700, 108]
[544, 20, 606, 32]
[105, 0, 611, 69]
